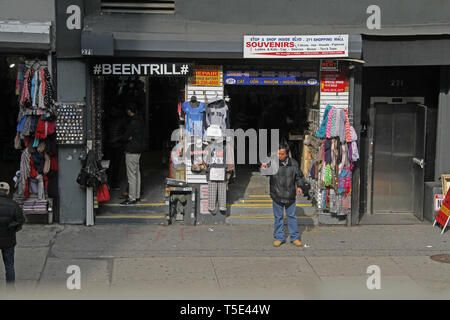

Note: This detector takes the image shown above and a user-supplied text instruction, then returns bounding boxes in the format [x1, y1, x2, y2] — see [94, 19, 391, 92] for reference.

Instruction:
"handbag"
[97, 184, 110, 203]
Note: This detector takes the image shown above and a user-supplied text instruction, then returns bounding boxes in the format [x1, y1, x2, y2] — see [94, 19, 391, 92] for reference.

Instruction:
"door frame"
[367, 97, 425, 215]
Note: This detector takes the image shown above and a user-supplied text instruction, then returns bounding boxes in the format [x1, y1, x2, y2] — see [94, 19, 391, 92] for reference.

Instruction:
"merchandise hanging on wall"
[13, 61, 58, 220]
[304, 104, 358, 216]
[55, 103, 85, 145]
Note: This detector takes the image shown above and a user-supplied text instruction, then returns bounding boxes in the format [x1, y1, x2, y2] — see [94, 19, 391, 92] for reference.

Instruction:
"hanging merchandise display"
[309, 104, 359, 216]
[13, 61, 58, 221]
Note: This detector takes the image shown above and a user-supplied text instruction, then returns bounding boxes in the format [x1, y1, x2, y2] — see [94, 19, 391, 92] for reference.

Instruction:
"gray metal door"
[372, 103, 427, 217]
[412, 105, 427, 220]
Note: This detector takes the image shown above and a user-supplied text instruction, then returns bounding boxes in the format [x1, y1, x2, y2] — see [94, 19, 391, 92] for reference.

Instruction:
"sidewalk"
[1, 223, 449, 299]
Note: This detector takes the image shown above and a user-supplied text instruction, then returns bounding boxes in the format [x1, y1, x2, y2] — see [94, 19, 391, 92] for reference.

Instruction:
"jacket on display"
[0, 193, 25, 249]
[268, 156, 307, 206]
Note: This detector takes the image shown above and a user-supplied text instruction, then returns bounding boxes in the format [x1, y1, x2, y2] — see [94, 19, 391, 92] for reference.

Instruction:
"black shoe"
[120, 199, 136, 206]
[136, 198, 141, 202]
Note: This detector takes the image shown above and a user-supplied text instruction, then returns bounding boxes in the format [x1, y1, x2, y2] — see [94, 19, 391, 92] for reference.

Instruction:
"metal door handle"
[412, 157, 425, 169]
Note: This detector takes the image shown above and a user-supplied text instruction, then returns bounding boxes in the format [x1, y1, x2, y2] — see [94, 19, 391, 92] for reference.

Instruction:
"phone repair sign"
[244, 35, 348, 58]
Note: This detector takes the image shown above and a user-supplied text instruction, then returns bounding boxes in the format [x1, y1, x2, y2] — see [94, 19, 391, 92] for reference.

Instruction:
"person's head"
[126, 103, 138, 117]
[278, 144, 289, 162]
[0, 182, 10, 195]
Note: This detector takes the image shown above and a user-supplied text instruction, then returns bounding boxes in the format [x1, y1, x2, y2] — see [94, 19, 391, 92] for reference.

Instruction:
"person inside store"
[261, 144, 307, 247]
[106, 104, 127, 191]
[117, 103, 145, 206]
[0, 181, 25, 291]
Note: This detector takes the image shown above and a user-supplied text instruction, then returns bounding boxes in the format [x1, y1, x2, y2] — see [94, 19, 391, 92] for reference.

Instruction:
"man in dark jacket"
[0, 182, 25, 288]
[261, 144, 307, 247]
[119, 103, 145, 205]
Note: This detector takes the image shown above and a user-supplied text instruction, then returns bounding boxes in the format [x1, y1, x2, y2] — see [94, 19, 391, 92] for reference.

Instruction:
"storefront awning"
[0, 21, 51, 51]
[81, 30, 362, 60]
[363, 35, 450, 66]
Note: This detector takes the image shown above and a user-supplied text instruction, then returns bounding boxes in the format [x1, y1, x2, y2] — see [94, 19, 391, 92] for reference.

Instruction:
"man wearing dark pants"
[119, 103, 145, 206]
[0, 182, 25, 290]
[261, 144, 307, 247]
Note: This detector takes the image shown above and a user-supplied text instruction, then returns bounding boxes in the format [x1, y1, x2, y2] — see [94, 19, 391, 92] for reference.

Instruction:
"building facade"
[3, 0, 450, 225]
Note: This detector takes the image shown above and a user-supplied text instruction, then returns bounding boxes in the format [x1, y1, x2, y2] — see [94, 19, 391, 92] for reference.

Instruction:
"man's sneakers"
[273, 240, 302, 247]
[120, 199, 137, 206]
[273, 240, 284, 247]
[291, 240, 302, 247]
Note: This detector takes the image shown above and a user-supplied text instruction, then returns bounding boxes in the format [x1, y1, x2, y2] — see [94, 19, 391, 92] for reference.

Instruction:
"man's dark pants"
[1, 247, 15, 282]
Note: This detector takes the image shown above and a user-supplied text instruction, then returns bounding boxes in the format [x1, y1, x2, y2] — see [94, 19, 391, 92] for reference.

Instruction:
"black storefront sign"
[90, 63, 193, 76]
[56, 0, 85, 58]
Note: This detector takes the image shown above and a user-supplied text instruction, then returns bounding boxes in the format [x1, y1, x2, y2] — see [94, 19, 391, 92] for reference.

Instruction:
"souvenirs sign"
[244, 35, 348, 58]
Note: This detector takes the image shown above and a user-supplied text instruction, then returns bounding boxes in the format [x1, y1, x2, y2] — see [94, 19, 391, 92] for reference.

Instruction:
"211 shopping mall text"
[179, 304, 271, 317]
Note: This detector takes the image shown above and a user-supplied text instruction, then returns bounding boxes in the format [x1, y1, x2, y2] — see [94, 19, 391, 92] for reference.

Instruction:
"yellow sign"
[190, 65, 221, 86]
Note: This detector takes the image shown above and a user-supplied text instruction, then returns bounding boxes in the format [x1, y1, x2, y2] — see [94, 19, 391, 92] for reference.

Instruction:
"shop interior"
[224, 84, 317, 204]
[0, 56, 21, 186]
[100, 76, 184, 205]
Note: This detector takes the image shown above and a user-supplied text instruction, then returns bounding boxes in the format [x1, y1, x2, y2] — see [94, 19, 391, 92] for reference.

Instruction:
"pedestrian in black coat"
[0, 182, 25, 289]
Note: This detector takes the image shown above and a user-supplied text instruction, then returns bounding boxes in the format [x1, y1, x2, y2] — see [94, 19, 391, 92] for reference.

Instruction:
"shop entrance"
[366, 97, 427, 221]
[97, 75, 184, 216]
[0, 57, 21, 185]
[224, 83, 318, 218]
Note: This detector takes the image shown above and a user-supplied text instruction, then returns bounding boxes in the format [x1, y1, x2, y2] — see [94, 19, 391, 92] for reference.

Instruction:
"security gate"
[367, 97, 427, 220]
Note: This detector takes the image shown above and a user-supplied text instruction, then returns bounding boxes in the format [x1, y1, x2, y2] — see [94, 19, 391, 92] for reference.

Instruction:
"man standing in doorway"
[261, 144, 307, 247]
[120, 103, 145, 206]
[0, 182, 25, 290]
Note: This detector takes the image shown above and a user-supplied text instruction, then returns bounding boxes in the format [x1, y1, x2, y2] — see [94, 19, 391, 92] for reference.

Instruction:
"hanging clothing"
[18, 148, 31, 197]
[43, 68, 54, 108]
[208, 181, 227, 212]
[325, 107, 335, 138]
[19, 68, 32, 108]
[182, 101, 205, 137]
[317, 105, 332, 139]
[350, 126, 359, 162]
[15, 64, 25, 96]
[344, 108, 352, 143]
[204, 140, 226, 181]
[205, 99, 230, 135]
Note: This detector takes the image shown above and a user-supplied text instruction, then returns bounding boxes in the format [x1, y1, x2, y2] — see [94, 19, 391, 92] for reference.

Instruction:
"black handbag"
[76, 169, 88, 186]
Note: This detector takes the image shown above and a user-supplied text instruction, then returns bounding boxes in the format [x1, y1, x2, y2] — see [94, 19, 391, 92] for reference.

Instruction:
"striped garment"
[325, 107, 335, 138]
[344, 108, 352, 143]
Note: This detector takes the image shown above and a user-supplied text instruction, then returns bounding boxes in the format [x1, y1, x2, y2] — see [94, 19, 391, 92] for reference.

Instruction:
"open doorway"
[224, 84, 317, 205]
[0, 57, 21, 186]
[99, 75, 185, 207]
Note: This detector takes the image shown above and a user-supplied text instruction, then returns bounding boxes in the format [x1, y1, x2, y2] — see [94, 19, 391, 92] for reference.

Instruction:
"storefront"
[50, 0, 450, 226]
[73, 32, 362, 226]
[0, 20, 57, 223]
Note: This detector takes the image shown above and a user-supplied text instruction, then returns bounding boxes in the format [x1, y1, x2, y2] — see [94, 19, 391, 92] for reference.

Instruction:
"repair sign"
[244, 35, 348, 58]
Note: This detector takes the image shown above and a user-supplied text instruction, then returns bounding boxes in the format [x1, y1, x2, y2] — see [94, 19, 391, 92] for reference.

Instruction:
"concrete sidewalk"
[0, 223, 449, 299]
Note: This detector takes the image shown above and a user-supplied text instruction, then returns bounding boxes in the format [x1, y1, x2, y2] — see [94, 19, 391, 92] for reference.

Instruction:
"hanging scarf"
[317, 105, 332, 138]
[325, 106, 335, 138]
[344, 108, 352, 143]
[19, 68, 32, 108]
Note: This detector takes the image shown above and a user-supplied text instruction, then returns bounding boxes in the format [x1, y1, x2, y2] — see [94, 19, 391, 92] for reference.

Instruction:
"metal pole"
[86, 140, 94, 226]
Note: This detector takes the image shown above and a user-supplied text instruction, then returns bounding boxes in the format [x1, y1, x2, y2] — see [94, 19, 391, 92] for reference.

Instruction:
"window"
[101, 0, 175, 14]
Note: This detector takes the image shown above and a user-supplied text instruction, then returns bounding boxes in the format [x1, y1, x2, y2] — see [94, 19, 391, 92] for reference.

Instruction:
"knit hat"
[0, 182, 10, 192]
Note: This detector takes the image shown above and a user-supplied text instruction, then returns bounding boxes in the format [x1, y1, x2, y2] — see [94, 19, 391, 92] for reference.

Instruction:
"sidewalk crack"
[304, 257, 323, 282]
[210, 257, 222, 288]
